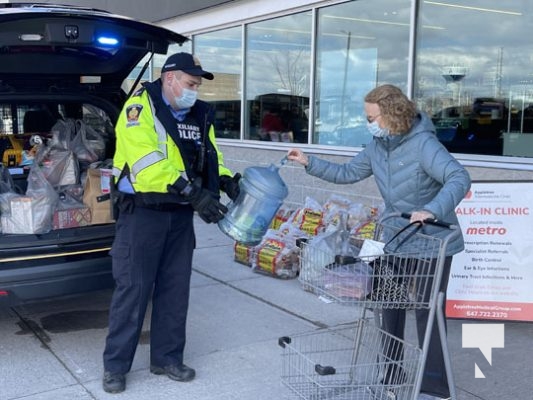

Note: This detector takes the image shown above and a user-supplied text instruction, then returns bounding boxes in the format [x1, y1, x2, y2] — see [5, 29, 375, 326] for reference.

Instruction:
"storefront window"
[193, 28, 242, 139]
[416, 0, 533, 157]
[245, 12, 312, 143]
[314, 0, 411, 147]
[125, 43, 192, 97]
[151, 0, 533, 163]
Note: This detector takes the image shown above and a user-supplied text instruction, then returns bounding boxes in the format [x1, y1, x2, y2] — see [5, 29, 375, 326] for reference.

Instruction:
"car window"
[1, 102, 113, 133]
[1, 102, 113, 143]
[0, 101, 115, 189]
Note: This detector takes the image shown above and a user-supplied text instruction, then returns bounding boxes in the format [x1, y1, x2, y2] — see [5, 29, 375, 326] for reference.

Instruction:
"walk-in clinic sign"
[447, 181, 533, 321]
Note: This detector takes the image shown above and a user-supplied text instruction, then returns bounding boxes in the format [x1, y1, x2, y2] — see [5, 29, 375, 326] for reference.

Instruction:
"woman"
[287, 84, 470, 400]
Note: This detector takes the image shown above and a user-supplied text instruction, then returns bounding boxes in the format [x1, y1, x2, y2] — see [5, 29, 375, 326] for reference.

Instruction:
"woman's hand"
[287, 148, 309, 167]
[410, 210, 435, 223]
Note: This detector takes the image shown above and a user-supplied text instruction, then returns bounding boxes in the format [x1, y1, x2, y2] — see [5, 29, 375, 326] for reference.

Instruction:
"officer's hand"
[186, 181, 228, 223]
[220, 173, 241, 202]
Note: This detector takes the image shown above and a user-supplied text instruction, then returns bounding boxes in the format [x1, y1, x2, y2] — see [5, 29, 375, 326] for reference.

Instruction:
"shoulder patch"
[126, 104, 143, 127]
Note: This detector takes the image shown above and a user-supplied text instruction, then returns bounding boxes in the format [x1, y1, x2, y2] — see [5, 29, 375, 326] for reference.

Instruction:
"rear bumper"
[0, 256, 113, 305]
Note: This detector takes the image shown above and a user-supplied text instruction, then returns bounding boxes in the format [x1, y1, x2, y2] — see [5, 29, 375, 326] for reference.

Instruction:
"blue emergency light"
[96, 36, 119, 46]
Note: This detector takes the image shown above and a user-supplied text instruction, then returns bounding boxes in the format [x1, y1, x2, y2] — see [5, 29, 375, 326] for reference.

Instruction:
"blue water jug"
[218, 163, 288, 244]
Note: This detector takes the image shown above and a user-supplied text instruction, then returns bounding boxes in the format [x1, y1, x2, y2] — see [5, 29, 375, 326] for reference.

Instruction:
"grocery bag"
[83, 167, 114, 224]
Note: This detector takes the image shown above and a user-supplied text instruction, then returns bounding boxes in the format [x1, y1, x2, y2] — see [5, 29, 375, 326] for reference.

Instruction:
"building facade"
[152, 0, 533, 205]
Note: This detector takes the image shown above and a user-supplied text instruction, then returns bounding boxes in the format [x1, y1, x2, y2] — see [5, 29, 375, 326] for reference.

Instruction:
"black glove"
[168, 178, 227, 224]
[220, 173, 241, 202]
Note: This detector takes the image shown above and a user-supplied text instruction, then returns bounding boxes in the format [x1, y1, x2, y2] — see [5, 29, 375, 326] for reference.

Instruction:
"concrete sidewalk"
[1, 216, 532, 400]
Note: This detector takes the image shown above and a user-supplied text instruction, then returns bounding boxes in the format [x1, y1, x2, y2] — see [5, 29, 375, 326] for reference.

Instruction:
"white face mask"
[172, 79, 198, 109]
[367, 120, 390, 138]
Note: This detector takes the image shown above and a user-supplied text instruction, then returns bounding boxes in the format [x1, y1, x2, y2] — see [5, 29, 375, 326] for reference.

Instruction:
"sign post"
[446, 181, 533, 321]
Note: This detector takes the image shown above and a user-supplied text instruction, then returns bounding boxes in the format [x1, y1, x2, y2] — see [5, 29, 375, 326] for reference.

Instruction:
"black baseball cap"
[161, 52, 214, 80]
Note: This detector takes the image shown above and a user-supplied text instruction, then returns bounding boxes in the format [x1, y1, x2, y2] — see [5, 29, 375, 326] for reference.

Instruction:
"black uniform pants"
[103, 205, 195, 374]
[381, 256, 453, 398]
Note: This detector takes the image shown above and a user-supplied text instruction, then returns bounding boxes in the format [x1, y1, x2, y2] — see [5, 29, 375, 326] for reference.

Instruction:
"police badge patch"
[126, 104, 143, 127]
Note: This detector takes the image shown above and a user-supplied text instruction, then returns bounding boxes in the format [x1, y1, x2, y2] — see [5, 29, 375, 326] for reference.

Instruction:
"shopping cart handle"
[278, 336, 291, 348]
[400, 212, 454, 228]
[315, 364, 336, 375]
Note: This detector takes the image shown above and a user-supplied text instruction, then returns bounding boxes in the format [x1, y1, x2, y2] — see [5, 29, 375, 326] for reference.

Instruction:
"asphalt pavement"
[0, 216, 532, 400]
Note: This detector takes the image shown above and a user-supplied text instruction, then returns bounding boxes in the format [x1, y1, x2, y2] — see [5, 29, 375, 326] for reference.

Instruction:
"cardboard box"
[53, 207, 92, 230]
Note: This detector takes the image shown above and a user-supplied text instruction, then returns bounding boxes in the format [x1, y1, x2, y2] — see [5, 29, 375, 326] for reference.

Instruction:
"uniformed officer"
[102, 52, 241, 393]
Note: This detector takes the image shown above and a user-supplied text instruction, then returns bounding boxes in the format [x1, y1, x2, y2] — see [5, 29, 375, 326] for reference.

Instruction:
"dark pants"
[381, 256, 453, 398]
[103, 205, 195, 374]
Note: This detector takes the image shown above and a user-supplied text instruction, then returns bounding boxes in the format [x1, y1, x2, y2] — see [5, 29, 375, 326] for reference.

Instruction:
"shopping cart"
[281, 213, 460, 400]
[279, 320, 423, 400]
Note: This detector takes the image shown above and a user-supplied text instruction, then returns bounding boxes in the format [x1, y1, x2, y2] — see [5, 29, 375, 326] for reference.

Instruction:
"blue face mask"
[173, 80, 198, 109]
[367, 120, 390, 138]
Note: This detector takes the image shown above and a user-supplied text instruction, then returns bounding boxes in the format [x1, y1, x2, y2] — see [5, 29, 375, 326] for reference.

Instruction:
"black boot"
[103, 371, 126, 393]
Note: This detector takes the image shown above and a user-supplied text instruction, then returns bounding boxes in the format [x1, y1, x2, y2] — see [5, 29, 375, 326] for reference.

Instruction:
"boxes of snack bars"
[53, 207, 92, 230]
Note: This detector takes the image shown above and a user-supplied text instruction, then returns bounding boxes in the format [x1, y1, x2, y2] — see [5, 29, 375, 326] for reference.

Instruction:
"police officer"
[102, 52, 241, 393]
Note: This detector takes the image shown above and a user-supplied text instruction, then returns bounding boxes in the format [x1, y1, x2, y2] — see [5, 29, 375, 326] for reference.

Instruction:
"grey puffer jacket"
[306, 112, 471, 256]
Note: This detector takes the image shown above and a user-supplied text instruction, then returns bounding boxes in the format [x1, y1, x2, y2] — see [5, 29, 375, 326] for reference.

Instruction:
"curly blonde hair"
[364, 84, 416, 134]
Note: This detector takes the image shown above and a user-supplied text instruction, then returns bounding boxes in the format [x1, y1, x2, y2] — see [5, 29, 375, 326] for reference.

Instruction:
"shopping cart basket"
[299, 214, 456, 310]
[279, 320, 423, 400]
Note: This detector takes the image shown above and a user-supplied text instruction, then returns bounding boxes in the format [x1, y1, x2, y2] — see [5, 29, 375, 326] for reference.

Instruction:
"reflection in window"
[416, 0, 533, 157]
[315, 0, 410, 147]
[245, 13, 311, 143]
[124, 43, 193, 96]
[157, 43, 193, 73]
[123, 54, 152, 95]
[194, 28, 242, 139]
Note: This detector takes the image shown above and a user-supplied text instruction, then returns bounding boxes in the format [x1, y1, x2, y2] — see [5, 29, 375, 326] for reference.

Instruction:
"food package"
[269, 205, 294, 230]
[234, 241, 257, 267]
[252, 230, 299, 279]
[350, 220, 378, 245]
[287, 197, 325, 236]
[53, 207, 92, 230]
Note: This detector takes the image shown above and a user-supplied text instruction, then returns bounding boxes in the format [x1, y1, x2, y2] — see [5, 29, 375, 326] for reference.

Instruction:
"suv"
[0, 4, 187, 305]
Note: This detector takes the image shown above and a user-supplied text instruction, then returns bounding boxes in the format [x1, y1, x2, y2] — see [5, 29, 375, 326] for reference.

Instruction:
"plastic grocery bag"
[36, 147, 79, 187]
[358, 239, 385, 261]
[72, 120, 105, 164]
[35, 120, 80, 187]
[1, 163, 58, 234]
[25, 163, 59, 233]
[323, 260, 373, 300]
